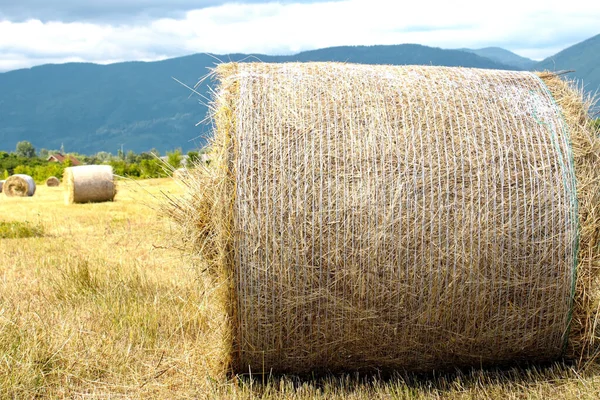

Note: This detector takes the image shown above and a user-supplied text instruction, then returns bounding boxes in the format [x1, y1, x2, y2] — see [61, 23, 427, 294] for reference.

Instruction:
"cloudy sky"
[0, 0, 598, 72]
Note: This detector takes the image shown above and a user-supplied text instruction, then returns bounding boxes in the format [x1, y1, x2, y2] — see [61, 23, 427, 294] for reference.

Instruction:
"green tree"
[16, 141, 36, 158]
[140, 159, 167, 178]
[109, 160, 126, 176]
[126, 150, 137, 164]
[14, 165, 34, 176]
[38, 148, 49, 159]
[126, 163, 141, 177]
[167, 149, 182, 169]
[95, 151, 112, 163]
[63, 157, 73, 167]
[187, 151, 200, 165]
[33, 162, 65, 182]
[138, 152, 154, 161]
[2, 170, 8, 179]
[149, 148, 160, 157]
[85, 155, 100, 165]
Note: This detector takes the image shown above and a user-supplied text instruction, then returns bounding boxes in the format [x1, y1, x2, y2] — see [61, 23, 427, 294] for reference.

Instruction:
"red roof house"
[47, 153, 82, 166]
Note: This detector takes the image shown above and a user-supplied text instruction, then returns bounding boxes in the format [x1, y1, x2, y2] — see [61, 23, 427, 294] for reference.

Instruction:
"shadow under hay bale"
[168, 63, 600, 377]
[46, 176, 60, 187]
[4, 174, 36, 197]
[64, 165, 116, 204]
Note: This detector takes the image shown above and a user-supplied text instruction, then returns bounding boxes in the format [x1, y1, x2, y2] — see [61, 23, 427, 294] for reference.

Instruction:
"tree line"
[3, 121, 598, 183]
[1, 141, 207, 183]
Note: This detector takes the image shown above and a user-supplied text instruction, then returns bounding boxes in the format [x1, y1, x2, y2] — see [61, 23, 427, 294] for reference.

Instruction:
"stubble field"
[1, 178, 600, 399]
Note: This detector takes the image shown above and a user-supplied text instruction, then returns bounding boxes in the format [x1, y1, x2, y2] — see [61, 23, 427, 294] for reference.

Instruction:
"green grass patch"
[0, 221, 44, 239]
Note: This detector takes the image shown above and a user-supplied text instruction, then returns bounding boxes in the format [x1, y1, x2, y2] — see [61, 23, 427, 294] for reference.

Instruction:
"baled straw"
[64, 165, 116, 204]
[168, 63, 600, 376]
[46, 176, 60, 187]
[536, 72, 600, 363]
[173, 168, 190, 181]
[4, 174, 36, 197]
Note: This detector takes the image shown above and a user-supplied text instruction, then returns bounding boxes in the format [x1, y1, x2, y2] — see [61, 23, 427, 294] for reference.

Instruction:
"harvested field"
[2, 62, 599, 398]
[2, 178, 600, 398]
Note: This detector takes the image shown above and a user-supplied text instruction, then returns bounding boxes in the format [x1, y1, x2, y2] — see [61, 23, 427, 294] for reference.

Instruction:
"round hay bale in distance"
[0, 180, 4, 193]
[3, 174, 36, 197]
[171, 63, 600, 377]
[64, 165, 115, 204]
[46, 176, 60, 187]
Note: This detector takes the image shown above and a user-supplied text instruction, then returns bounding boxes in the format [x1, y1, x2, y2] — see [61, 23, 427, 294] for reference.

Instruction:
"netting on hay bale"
[64, 165, 116, 204]
[168, 63, 600, 376]
[46, 176, 60, 187]
[4, 174, 36, 197]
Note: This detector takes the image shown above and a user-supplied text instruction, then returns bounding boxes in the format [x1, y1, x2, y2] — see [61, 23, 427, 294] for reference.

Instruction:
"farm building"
[47, 153, 82, 166]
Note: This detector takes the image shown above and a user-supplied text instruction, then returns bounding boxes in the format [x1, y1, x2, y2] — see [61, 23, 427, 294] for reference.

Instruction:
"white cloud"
[0, 0, 599, 72]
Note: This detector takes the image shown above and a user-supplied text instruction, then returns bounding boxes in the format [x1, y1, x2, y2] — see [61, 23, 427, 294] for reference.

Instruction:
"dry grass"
[3, 177, 600, 397]
[0, 220, 44, 239]
[0, 178, 206, 397]
[172, 168, 190, 181]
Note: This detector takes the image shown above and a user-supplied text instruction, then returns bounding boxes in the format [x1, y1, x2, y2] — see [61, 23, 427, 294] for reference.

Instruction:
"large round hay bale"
[64, 165, 115, 204]
[46, 176, 60, 187]
[3, 174, 36, 197]
[0, 180, 4, 193]
[170, 63, 600, 376]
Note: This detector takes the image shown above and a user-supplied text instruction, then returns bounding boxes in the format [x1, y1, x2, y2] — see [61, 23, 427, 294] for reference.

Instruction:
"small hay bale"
[0, 180, 4, 193]
[64, 165, 115, 204]
[4, 174, 36, 197]
[46, 176, 60, 187]
[168, 63, 600, 377]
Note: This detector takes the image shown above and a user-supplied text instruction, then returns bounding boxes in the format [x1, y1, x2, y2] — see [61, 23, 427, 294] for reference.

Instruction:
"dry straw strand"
[4, 174, 36, 197]
[173, 168, 190, 181]
[64, 165, 116, 204]
[170, 63, 600, 377]
[46, 176, 60, 187]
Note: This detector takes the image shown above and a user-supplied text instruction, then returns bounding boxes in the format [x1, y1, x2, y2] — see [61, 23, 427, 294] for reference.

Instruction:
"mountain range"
[458, 47, 538, 70]
[0, 34, 598, 155]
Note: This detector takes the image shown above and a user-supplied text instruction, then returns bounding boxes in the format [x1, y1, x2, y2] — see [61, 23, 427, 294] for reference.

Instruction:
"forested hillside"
[0, 44, 513, 154]
[0, 37, 597, 154]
